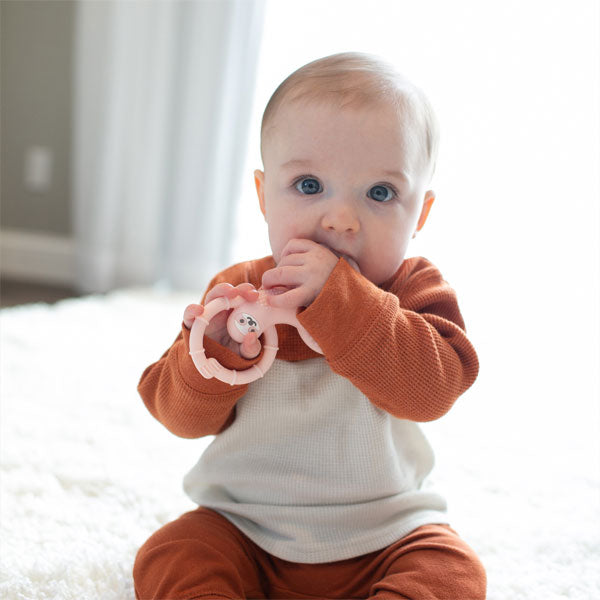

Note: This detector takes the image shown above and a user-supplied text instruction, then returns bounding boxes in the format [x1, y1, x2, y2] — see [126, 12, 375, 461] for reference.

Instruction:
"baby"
[134, 52, 487, 599]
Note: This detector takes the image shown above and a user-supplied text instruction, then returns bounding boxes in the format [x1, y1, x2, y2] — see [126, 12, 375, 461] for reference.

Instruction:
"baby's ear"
[254, 170, 266, 218]
[415, 190, 435, 233]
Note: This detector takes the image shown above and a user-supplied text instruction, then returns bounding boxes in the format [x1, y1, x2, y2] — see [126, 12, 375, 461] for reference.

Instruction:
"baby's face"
[256, 100, 434, 285]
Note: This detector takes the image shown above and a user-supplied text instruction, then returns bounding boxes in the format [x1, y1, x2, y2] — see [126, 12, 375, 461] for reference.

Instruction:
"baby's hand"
[183, 283, 261, 359]
[261, 239, 341, 309]
[183, 303, 205, 330]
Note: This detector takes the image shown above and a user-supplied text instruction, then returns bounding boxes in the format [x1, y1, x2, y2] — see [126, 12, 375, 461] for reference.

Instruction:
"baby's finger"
[240, 331, 261, 359]
[276, 253, 306, 268]
[204, 283, 235, 304]
[266, 287, 307, 309]
[183, 303, 204, 329]
[234, 283, 259, 302]
[262, 265, 302, 290]
[279, 238, 315, 260]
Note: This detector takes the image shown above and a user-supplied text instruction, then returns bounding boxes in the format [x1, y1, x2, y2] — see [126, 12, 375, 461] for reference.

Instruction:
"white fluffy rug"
[1, 289, 598, 599]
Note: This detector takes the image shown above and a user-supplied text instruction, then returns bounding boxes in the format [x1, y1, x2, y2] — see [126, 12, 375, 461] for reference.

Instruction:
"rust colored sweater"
[139, 255, 479, 562]
[139, 255, 479, 439]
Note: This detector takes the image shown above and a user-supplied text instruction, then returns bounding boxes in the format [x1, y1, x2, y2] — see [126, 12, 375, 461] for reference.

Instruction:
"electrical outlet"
[24, 145, 53, 193]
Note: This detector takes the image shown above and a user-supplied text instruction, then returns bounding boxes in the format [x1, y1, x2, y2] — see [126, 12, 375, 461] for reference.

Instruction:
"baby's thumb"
[240, 331, 261, 359]
[183, 303, 204, 329]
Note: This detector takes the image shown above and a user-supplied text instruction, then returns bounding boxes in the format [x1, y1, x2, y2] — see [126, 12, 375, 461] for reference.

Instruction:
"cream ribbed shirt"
[183, 357, 447, 563]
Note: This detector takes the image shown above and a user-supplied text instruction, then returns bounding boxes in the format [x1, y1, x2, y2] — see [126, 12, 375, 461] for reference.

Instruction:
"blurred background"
[1, 1, 599, 419]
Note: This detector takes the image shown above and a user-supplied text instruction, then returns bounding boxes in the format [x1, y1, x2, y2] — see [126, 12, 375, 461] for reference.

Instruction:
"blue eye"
[295, 177, 322, 195]
[368, 185, 395, 202]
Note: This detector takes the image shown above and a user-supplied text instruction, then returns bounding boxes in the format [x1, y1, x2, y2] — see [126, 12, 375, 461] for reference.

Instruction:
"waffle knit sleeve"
[137, 259, 271, 438]
[297, 257, 479, 422]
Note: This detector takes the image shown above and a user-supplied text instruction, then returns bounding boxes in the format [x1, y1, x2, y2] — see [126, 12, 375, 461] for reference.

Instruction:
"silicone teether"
[189, 289, 322, 385]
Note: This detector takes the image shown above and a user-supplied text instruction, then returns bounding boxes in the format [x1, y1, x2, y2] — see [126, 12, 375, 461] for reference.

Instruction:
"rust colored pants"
[134, 508, 486, 600]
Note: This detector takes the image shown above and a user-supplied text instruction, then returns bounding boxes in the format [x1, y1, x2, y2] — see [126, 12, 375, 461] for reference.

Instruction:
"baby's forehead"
[263, 94, 422, 155]
[262, 100, 425, 183]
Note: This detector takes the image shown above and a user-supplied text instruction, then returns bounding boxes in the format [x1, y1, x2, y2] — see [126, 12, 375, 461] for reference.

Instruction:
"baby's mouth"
[327, 247, 360, 273]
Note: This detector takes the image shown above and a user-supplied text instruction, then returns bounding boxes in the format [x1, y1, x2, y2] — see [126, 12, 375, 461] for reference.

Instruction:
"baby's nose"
[320, 201, 360, 233]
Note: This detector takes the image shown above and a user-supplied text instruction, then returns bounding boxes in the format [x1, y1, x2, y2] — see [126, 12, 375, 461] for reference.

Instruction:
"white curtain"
[72, 0, 265, 293]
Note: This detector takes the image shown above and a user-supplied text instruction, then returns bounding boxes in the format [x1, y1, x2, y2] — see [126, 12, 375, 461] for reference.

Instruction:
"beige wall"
[1, 0, 75, 236]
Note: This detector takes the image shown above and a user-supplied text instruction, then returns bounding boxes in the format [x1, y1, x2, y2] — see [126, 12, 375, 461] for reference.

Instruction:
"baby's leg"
[133, 507, 266, 600]
[369, 524, 486, 600]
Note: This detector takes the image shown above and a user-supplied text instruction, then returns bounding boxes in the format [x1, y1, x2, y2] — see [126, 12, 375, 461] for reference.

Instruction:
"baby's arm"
[138, 267, 264, 438]
[297, 257, 479, 422]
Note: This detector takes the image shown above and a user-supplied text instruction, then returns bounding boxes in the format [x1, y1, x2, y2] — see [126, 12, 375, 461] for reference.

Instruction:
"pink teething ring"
[188, 289, 322, 385]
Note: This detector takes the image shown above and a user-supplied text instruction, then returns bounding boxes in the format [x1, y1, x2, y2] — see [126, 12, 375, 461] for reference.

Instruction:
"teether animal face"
[227, 302, 271, 343]
[234, 312, 260, 336]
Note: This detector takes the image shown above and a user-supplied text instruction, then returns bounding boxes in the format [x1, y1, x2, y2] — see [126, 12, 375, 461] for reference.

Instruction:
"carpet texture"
[1, 289, 598, 599]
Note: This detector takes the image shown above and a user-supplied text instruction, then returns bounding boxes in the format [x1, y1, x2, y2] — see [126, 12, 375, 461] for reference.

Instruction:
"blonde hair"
[260, 52, 439, 180]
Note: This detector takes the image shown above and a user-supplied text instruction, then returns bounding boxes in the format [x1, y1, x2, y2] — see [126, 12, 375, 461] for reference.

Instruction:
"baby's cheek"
[363, 249, 405, 285]
[267, 236, 283, 265]
[267, 229, 293, 265]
